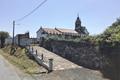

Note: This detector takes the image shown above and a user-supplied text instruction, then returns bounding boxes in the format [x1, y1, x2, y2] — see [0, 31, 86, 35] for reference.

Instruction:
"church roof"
[55, 28, 78, 34]
[55, 28, 80, 36]
[37, 27, 80, 36]
[42, 28, 62, 35]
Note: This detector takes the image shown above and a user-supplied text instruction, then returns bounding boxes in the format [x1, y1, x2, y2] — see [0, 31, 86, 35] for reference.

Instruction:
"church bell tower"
[75, 15, 81, 33]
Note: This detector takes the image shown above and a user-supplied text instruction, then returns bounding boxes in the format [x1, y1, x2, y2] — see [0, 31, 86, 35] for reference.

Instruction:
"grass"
[0, 45, 41, 74]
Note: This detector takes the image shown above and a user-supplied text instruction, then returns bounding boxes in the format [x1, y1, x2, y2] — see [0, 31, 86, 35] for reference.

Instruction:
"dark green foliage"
[96, 18, 120, 80]
[44, 34, 94, 43]
[94, 17, 120, 47]
[102, 18, 120, 41]
[0, 31, 9, 48]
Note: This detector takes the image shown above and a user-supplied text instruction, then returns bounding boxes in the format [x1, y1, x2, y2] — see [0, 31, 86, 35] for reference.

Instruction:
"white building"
[37, 27, 62, 42]
[5, 37, 12, 45]
[36, 16, 89, 43]
[15, 32, 30, 46]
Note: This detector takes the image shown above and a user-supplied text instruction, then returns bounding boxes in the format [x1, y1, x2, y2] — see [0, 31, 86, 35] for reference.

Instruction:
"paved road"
[0, 50, 36, 80]
[34, 68, 110, 80]
[0, 50, 21, 80]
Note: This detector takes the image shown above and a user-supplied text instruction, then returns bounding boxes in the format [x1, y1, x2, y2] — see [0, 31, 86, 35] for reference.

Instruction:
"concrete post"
[41, 54, 43, 60]
[48, 58, 53, 72]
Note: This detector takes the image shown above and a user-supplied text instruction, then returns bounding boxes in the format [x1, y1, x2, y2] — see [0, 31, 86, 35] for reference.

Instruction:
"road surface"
[0, 50, 36, 80]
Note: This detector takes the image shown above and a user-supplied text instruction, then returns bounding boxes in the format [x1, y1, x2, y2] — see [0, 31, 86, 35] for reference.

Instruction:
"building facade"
[5, 37, 12, 45]
[37, 16, 89, 42]
[15, 32, 30, 46]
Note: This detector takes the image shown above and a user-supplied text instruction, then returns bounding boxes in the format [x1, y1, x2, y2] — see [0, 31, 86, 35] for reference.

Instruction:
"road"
[0, 50, 36, 80]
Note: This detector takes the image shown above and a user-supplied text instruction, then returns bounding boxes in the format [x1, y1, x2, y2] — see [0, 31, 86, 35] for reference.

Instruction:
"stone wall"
[42, 40, 108, 70]
[42, 40, 120, 79]
[99, 43, 120, 80]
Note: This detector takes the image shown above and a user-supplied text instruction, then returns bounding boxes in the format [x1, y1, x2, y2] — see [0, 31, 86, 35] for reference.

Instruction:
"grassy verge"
[0, 45, 41, 74]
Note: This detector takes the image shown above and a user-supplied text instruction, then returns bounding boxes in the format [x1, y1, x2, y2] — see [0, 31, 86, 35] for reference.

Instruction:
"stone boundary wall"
[42, 40, 107, 70]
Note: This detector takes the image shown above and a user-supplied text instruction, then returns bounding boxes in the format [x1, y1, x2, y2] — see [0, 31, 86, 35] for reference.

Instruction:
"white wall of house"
[19, 38, 31, 46]
[5, 38, 12, 45]
[37, 29, 47, 42]
[14, 36, 32, 46]
[15, 36, 18, 45]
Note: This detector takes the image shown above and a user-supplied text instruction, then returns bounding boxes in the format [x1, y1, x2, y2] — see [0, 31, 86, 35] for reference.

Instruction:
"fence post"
[48, 58, 53, 72]
[32, 47, 33, 53]
[27, 45, 30, 55]
[36, 50, 37, 56]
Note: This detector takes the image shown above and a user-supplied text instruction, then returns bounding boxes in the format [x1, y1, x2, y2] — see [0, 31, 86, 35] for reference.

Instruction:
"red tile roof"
[55, 28, 77, 33]
[38, 27, 80, 36]
[55, 28, 80, 36]
[42, 28, 62, 35]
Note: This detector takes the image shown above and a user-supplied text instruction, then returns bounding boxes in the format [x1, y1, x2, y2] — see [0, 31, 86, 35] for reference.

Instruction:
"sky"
[0, 0, 120, 37]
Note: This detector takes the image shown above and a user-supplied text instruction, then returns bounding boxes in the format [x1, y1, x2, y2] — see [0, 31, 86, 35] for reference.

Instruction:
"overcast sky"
[0, 0, 120, 37]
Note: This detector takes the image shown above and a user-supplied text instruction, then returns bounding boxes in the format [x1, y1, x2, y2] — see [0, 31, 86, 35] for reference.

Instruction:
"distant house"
[37, 16, 89, 42]
[30, 38, 37, 44]
[15, 32, 30, 46]
[5, 37, 12, 45]
[36, 27, 61, 41]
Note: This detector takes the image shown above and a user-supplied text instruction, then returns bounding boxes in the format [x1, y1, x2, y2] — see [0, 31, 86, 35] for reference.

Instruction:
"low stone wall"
[27, 46, 53, 72]
[42, 40, 107, 70]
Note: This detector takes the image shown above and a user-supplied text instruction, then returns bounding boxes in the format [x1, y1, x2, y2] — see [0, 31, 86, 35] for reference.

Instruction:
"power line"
[16, 0, 47, 22]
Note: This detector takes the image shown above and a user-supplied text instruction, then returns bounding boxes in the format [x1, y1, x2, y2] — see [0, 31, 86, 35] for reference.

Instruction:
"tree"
[112, 17, 120, 27]
[0, 31, 9, 48]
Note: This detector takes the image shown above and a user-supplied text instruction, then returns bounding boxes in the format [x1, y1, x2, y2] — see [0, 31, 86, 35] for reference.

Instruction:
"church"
[36, 16, 89, 42]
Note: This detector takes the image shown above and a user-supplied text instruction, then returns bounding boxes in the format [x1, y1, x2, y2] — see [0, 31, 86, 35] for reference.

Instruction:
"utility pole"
[12, 20, 15, 46]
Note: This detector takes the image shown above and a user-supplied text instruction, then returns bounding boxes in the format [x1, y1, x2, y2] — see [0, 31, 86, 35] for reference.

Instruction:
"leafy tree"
[0, 31, 9, 48]
[96, 17, 120, 42]
[93, 17, 120, 47]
